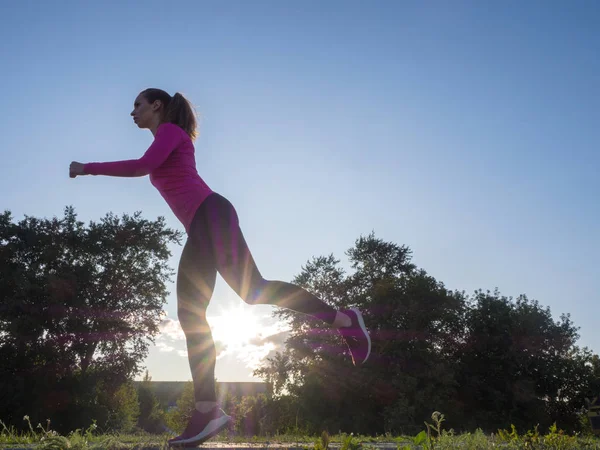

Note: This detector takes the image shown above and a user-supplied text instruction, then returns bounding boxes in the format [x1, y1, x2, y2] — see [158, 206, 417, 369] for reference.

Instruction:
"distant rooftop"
[135, 381, 268, 408]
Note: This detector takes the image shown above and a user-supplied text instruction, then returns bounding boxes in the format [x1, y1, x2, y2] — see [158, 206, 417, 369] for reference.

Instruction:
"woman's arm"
[70, 123, 183, 178]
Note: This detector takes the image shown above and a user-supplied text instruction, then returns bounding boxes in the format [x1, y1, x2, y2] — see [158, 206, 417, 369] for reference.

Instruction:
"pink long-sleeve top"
[84, 123, 214, 233]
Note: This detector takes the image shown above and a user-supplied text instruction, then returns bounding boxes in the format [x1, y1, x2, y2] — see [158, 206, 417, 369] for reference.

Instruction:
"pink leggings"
[177, 193, 337, 402]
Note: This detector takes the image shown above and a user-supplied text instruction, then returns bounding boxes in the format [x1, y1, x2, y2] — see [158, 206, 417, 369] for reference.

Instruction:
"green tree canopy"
[256, 233, 599, 435]
[0, 206, 182, 432]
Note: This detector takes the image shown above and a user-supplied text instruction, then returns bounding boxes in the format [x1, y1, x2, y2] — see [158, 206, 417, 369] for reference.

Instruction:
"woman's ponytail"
[141, 88, 199, 141]
[164, 92, 198, 141]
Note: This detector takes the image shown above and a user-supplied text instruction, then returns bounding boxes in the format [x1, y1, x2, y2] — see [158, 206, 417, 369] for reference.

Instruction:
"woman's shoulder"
[157, 122, 192, 143]
[158, 121, 186, 134]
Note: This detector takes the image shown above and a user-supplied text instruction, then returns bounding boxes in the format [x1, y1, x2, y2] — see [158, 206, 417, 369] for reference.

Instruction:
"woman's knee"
[177, 304, 209, 333]
[176, 274, 213, 326]
[240, 278, 270, 305]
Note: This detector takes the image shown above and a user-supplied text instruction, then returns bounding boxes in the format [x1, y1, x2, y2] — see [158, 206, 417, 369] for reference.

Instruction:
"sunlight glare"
[209, 305, 263, 350]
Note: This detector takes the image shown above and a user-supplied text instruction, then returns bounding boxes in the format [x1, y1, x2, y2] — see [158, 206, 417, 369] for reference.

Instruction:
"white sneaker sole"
[350, 307, 371, 364]
[169, 414, 231, 447]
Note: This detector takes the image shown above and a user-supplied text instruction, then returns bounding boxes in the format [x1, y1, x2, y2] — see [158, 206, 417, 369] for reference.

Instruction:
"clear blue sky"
[1, 0, 598, 382]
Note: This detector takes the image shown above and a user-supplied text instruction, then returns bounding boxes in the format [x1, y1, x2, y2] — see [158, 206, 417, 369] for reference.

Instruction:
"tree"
[0, 206, 182, 432]
[256, 233, 599, 435]
[136, 371, 166, 433]
[98, 380, 140, 433]
[455, 290, 599, 433]
[263, 233, 466, 434]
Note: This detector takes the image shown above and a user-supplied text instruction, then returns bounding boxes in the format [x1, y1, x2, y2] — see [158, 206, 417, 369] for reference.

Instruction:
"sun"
[208, 305, 263, 350]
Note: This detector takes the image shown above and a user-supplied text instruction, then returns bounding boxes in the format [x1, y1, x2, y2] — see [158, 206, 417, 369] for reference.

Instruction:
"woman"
[69, 88, 371, 446]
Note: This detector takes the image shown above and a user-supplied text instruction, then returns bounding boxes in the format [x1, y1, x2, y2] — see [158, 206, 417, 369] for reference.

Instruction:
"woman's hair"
[141, 88, 198, 141]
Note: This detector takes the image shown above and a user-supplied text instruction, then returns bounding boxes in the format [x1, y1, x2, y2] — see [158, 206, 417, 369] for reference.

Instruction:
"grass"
[2, 413, 600, 449]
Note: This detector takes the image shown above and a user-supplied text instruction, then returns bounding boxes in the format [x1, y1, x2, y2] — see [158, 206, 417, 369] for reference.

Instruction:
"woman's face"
[130, 94, 159, 129]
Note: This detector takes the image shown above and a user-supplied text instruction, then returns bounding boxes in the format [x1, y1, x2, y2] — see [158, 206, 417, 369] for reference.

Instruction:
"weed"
[423, 411, 445, 449]
[314, 431, 330, 450]
[340, 433, 363, 450]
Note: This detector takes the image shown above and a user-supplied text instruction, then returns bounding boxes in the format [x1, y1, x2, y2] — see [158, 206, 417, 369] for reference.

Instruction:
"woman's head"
[130, 88, 198, 140]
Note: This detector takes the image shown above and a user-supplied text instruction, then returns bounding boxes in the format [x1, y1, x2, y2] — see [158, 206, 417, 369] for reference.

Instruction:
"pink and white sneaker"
[338, 307, 371, 365]
[168, 407, 231, 447]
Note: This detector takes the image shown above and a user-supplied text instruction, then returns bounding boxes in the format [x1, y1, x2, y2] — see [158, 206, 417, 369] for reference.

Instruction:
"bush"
[136, 375, 166, 433]
[96, 381, 140, 433]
